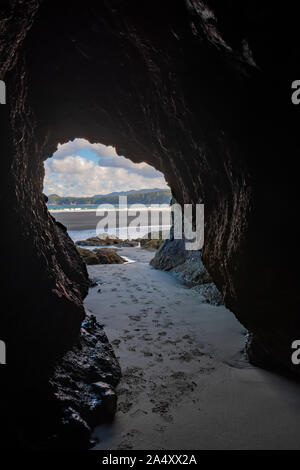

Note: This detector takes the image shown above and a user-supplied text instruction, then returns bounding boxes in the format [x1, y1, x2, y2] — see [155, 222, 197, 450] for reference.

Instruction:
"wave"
[68, 225, 171, 242]
[49, 206, 171, 213]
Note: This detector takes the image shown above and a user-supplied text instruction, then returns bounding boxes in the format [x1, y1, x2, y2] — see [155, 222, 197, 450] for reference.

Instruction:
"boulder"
[93, 249, 125, 264]
[76, 234, 123, 246]
[140, 230, 169, 250]
[76, 247, 99, 265]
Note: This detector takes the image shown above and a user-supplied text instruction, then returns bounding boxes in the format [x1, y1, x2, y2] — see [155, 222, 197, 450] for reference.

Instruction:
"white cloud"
[52, 138, 162, 178]
[47, 155, 94, 174]
[54, 139, 118, 159]
[43, 141, 168, 197]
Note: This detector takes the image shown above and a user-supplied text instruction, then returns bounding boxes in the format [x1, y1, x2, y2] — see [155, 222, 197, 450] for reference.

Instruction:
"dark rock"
[119, 240, 139, 247]
[76, 247, 100, 265]
[56, 407, 91, 449]
[151, 237, 210, 283]
[92, 381, 117, 420]
[140, 231, 168, 250]
[88, 278, 98, 288]
[76, 234, 123, 246]
[141, 239, 164, 250]
[48, 314, 121, 446]
[151, 235, 223, 305]
[0, 314, 121, 449]
[76, 236, 139, 248]
[191, 283, 223, 306]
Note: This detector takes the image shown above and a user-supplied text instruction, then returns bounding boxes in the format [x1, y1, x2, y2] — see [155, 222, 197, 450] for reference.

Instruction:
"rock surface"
[76, 234, 123, 246]
[140, 230, 169, 250]
[0, 314, 121, 449]
[50, 314, 121, 445]
[77, 247, 125, 265]
[141, 239, 164, 250]
[93, 249, 125, 265]
[151, 236, 222, 305]
[76, 247, 100, 265]
[76, 234, 139, 248]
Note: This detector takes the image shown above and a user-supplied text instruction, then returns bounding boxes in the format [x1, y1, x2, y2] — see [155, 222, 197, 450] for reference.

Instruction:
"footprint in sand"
[128, 315, 141, 321]
[130, 409, 148, 418]
[117, 430, 139, 450]
[124, 334, 135, 341]
[140, 333, 152, 342]
[154, 424, 166, 433]
[154, 353, 163, 362]
[141, 349, 153, 357]
[118, 401, 133, 413]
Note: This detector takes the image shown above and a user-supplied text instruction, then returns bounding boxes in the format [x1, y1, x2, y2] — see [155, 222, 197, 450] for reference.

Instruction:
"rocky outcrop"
[76, 234, 139, 248]
[151, 238, 208, 283]
[151, 236, 222, 305]
[93, 249, 125, 264]
[1, 0, 300, 448]
[0, 314, 120, 449]
[76, 234, 123, 247]
[139, 230, 169, 250]
[141, 239, 164, 250]
[49, 314, 120, 449]
[76, 247, 101, 265]
[77, 246, 125, 265]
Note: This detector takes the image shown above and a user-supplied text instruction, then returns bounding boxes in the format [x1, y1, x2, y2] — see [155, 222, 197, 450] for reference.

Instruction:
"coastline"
[52, 209, 172, 232]
[49, 206, 171, 213]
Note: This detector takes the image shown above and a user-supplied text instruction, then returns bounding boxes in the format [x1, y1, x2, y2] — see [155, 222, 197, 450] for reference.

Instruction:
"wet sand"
[85, 246, 300, 450]
[51, 209, 171, 231]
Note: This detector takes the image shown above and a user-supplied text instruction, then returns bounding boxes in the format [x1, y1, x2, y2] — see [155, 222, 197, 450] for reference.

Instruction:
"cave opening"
[43, 137, 172, 243]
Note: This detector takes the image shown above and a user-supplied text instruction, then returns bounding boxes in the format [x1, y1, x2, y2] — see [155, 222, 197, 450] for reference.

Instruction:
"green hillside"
[47, 189, 171, 206]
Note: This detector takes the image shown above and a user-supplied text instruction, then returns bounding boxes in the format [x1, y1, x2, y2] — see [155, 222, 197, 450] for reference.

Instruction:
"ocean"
[47, 203, 155, 212]
[68, 225, 171, 242]
[48, 204, 171, 242]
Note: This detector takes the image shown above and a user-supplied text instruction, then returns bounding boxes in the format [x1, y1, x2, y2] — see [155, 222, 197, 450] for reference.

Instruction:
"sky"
[43, 138, 168, 197]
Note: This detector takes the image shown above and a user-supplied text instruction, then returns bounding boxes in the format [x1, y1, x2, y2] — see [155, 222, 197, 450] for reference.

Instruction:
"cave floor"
[85, 247, 300, 450]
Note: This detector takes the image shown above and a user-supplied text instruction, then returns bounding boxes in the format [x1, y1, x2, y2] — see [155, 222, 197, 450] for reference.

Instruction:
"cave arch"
[1, 0, 300, 385]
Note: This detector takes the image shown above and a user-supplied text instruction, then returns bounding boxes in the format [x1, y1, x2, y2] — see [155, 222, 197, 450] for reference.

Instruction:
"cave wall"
[0, 1, 90, 378]
[1, 0, 300, 380]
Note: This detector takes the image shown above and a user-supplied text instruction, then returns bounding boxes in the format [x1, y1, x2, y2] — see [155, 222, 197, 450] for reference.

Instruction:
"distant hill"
[47, 188, 171, 206]
[93, 188, 165, 197]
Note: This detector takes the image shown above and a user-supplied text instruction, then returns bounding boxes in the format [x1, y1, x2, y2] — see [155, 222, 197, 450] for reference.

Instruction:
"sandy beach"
[84, 246, 300, 450]
[52, 209, 171, 231]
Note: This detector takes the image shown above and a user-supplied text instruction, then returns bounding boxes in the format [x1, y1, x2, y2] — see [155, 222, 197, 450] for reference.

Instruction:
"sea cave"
[1, 0, 300, 450]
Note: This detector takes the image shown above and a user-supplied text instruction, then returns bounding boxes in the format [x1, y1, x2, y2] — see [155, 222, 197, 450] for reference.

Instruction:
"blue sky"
[43, 138, 168, 196]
